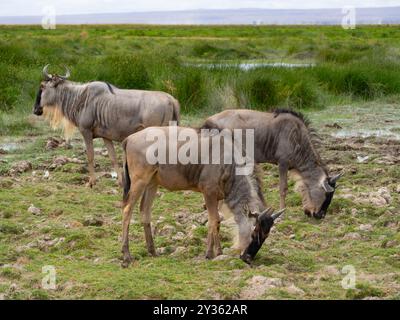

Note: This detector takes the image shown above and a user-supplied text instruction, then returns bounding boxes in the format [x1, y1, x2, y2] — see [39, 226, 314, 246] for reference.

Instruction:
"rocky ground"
[0, 102, 399, 299]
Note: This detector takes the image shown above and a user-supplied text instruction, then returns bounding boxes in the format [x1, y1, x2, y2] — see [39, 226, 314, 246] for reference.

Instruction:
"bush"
[174, 67, 209, 113]
[235, 71, 279, 110]
[96, 54, 153, 89]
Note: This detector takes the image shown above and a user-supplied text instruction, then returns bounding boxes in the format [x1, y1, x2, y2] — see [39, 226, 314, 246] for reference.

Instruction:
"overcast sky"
[1, 0, 399, 16]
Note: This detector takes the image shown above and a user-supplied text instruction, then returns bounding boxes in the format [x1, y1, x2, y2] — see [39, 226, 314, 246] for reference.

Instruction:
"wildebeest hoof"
[313, 212, 325, 219]
[205, 252, 215, 260]
[121, 257, 133, 268]
[240, 253, 253, 265]
[86, 178, 96, 188]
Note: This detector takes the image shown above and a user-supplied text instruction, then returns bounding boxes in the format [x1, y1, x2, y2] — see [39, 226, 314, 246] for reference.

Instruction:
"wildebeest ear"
[321, 179, 334, 193]
[329, 173, 343, 185]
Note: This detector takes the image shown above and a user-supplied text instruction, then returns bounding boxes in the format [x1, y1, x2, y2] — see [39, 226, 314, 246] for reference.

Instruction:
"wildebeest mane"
[273, 108, 311, 128]
[273, 108, 325, 169]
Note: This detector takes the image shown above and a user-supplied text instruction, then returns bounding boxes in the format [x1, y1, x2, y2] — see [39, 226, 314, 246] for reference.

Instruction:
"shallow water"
[332, 128, 400, 140]
[307, 103, 400, 141]
[0, 142, 19, 152]
[187, 62, 315, 70]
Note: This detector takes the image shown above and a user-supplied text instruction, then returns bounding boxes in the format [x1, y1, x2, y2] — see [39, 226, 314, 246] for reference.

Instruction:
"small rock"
[43, 170, 50, 179]
[357, 155, 369, 163]
[395, 185, 400, 194]
[240, 276, 283, 299]
[358, 224, 373, 232]
[156, 247, 167, 255]
[289, 234, 296, 239]
[343, 232, 362, 240]
[9, 283, 17, 292]
[171, 246, 186, 256]
[377, 187, 391, 204]
[351, 208, 358, 216]
[325, 123, 343, 129]
[383, 240, 398, 248]
[9, 160, 32, 175]
[172, 232, 185, 241]
[323, 265, 340, 275]
[94, 148, 108, 156]
[368, 195, 387, 207]
[45, 137, 66, 150]
[83, 216, 104, 227]
[286, 284, 305, 296]
[158, 225, 176, 236]
[213, 255, 230, 261]
[28, 204, 41, 215]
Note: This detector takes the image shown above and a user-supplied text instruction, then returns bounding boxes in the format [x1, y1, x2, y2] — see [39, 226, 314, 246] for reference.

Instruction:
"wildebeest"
[202, 109, 342, 219]
[33, 65, 180, 187]
[121, 126, 283, 267]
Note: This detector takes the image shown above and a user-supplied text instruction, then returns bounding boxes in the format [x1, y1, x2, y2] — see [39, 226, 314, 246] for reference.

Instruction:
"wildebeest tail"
[122, 139, 131, 204]
[172, 99, 180, 126]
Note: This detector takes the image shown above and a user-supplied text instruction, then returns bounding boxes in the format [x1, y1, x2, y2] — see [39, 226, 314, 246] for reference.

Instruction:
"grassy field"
[0, 25, 400, 300]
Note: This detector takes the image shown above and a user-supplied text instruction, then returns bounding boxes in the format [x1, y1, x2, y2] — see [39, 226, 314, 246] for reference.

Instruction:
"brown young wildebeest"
[33, 65, 180, 187]
[121, 126, 284, 267]
[202, 109, 342, 219]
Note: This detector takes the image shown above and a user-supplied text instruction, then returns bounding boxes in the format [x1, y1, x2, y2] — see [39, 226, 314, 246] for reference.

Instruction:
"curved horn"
[271, 208, 285, 221]
[42, 64, 52, 80]
[259, 207, 274, 216]
[59, 66, 71, 80]
[329, 173, 343, 185]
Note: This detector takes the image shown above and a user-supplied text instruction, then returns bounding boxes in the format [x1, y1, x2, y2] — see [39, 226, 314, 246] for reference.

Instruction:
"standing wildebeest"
[202, 109, 342, 219]
[33, 65, 180, 187]
[121, 126, 284, 267]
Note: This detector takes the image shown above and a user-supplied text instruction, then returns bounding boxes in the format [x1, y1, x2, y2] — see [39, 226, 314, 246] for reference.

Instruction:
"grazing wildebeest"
[121, 126, 284, 267]
[202, 109, 342, 219]
[33, 65, 180, 187]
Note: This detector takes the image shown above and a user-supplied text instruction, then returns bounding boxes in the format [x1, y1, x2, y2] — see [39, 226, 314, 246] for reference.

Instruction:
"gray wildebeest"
[33, 65, 180, 187]
[121, 126, 284, 267]
[202, 109, 342, 219]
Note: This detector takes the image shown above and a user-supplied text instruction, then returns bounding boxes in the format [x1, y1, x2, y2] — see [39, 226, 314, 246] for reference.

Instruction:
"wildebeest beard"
[33, 87, 43, 115]
[240, 212, 274, 264]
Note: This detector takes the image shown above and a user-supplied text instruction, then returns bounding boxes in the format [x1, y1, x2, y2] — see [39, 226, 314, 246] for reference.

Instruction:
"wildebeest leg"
[139, 180, 158, 256]
[121, 179, 147, 268]
[278, 162, 289, 210]
[82, 131, 96, 187]
[103, 138, 122, 187]
[204, 194, 222, 259]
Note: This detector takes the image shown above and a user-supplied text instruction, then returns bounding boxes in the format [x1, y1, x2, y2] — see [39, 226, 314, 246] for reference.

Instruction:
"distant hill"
[1, 7, 400, 25]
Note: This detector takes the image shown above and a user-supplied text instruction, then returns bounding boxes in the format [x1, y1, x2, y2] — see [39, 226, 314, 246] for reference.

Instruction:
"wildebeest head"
[302, 173, 342, 219]
[240, 208, 284, 264]
[33, 64, 70, 116]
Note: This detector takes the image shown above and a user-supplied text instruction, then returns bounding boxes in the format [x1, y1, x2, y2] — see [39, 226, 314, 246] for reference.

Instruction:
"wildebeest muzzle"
[240, 208, 284, 264]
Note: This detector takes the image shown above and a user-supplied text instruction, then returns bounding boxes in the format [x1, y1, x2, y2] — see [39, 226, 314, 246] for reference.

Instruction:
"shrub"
[235, 72, 279, 110]
[96, 54, 153, 89]
[174, 67, 208, 113]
